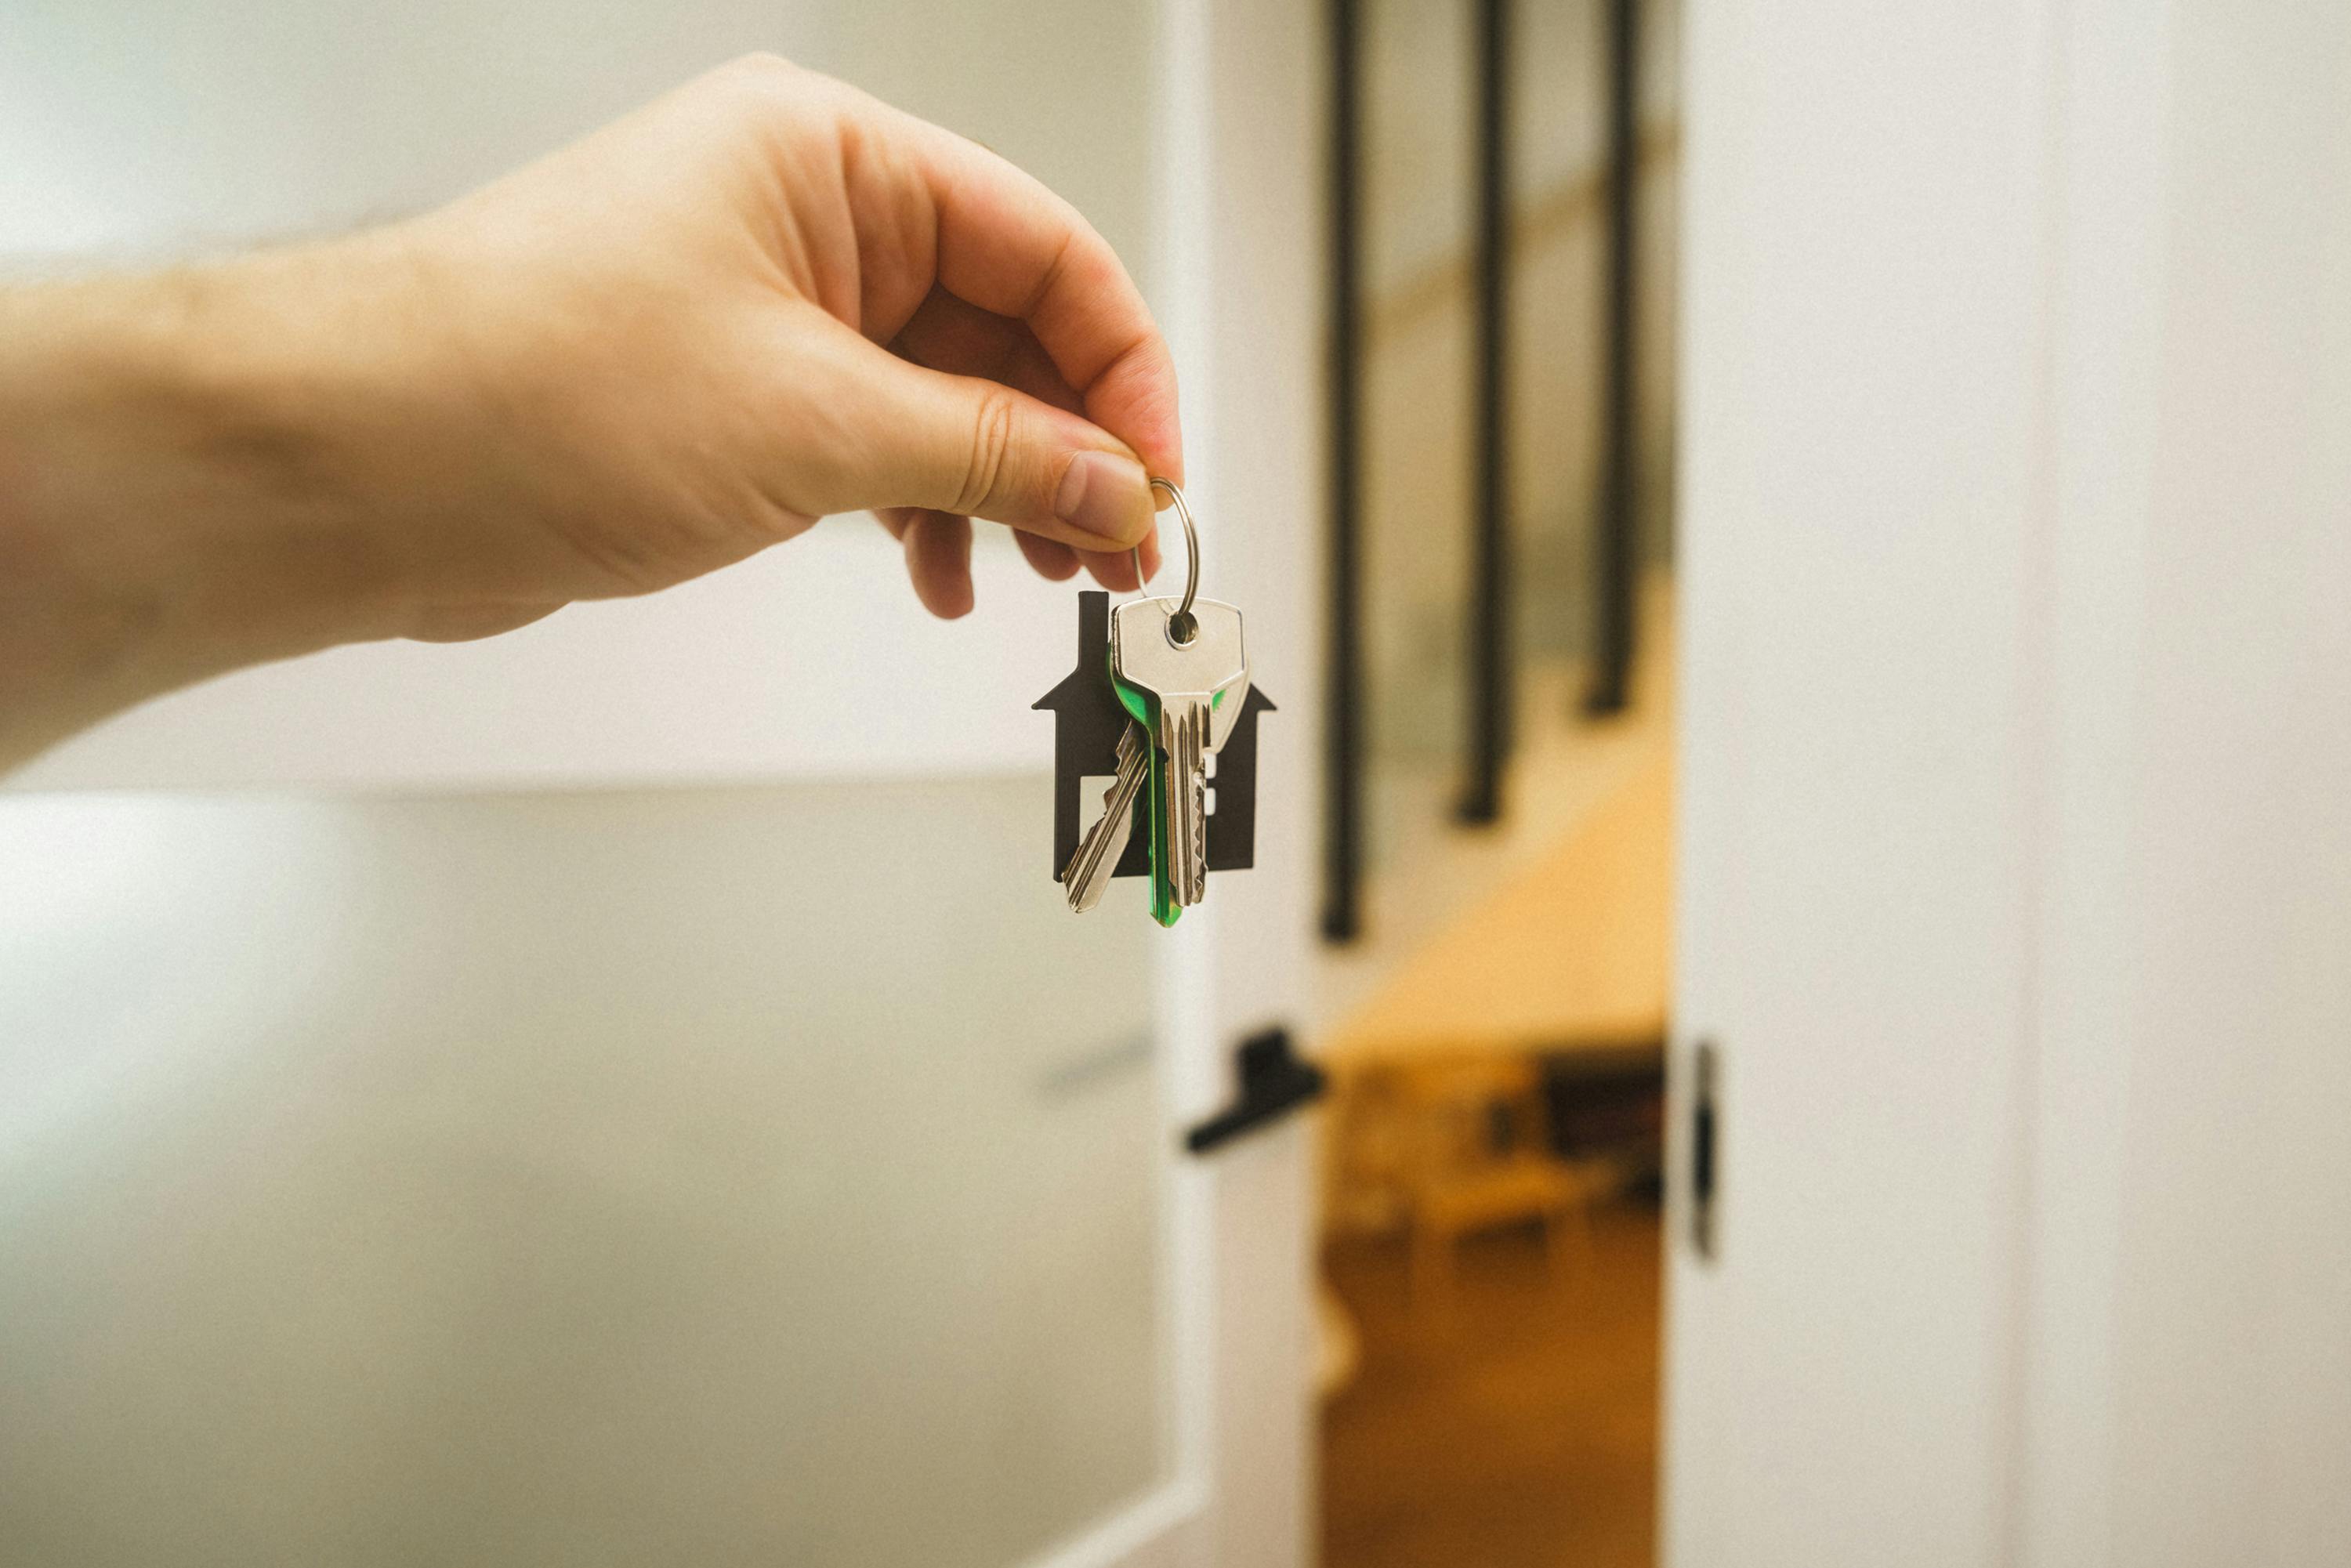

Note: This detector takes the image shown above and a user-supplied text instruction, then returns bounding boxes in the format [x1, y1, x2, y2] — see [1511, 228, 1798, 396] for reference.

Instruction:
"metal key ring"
[1139, 476, 1201, 642]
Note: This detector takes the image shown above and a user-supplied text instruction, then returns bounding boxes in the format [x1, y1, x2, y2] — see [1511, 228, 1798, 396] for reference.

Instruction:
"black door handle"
[1185, 1027, 1325, 1154]
[1690, 1038, 1719, 1261]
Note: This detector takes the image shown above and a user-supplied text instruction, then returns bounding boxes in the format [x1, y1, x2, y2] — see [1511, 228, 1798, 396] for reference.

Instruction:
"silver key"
[1111, 597, 1251, 910]
[1062, 720, 1150, 913]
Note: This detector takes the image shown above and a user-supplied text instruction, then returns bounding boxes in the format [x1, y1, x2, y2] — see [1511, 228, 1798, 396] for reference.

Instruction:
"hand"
[393, 53, 1177, 627]
[0, 56, 1177, 767]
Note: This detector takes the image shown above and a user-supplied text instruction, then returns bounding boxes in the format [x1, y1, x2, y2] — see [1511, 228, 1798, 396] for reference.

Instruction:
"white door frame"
[1037, 1, 1324, 1564]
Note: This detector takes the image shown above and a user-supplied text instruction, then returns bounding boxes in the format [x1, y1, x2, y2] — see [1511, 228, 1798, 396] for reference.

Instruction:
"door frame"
[1028, 1, 1325, 1566]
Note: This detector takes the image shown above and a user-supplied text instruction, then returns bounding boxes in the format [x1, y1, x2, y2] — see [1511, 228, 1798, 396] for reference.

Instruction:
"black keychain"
[1034, 482, 1274, 920]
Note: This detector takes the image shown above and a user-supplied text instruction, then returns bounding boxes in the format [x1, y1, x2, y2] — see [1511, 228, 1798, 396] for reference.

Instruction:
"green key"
[1111, 657, 1182, 926]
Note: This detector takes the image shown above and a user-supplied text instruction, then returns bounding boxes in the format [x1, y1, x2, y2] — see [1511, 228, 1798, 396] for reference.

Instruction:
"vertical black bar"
[1690, 1038, 1719, 1261]
[1457, 0, 1512, 825]
[1320, 0, 1365, 943]
[1586, 0, 1642, 716]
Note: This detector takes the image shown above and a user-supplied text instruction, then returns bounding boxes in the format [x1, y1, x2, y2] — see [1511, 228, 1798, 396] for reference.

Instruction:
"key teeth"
[1188, 786, 1206, 902]
[1065, 720, 1150, 913]
[1189, 711, 1208, 904]
[1168, 704, 1212, 908]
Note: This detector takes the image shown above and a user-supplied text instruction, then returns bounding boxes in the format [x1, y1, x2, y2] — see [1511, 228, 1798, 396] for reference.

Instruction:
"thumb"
[825, 332, 1157, 552]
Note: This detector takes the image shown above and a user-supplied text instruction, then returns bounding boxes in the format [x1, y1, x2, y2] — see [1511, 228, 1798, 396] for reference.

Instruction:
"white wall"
[1668, 3, 2351, 1565]
[0, 779, 1169, 1567]
[2022, 5, 2351, 1563]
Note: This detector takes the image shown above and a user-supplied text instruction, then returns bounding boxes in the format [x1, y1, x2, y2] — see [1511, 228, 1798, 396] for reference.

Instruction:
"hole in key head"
[1166, 610, 1199, 647]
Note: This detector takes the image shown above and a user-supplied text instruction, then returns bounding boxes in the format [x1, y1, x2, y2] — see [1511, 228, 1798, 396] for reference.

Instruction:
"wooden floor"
[1320, 1204, 1661, 1568]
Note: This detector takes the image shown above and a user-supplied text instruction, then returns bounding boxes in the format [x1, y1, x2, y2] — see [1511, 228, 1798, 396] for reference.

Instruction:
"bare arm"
[0, 55, 1174, 773]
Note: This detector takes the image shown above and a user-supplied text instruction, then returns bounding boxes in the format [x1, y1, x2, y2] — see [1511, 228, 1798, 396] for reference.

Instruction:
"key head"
[1110, 598, 1251, 748]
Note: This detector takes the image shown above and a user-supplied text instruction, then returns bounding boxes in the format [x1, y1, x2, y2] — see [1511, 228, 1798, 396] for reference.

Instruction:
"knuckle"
[955, 389, 1021, 516]
[720, 51, 800, 88]
[711, 53, 820, 119]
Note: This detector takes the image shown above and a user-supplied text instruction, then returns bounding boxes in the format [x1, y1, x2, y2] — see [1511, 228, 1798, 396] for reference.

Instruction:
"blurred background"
[2, 0, 1673, 1561]
[1313, 0, 1677, 1564]
[10, 2, 2351, 1567]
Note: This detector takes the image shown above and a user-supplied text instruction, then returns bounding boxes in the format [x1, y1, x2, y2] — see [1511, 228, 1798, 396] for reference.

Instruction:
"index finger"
[902, 118, 1183, 484]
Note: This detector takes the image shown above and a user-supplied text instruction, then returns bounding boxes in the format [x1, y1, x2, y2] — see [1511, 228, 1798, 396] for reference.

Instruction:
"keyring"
[1139, 476, 1201, 642]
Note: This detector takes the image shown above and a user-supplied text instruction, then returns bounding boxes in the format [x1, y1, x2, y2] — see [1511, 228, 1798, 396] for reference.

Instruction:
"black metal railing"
[1320, 0, 1366, 944]
[1458, 0, 1513, 826]
[1320, 0, 1653, 942]
[1586, 0, 1643, 717]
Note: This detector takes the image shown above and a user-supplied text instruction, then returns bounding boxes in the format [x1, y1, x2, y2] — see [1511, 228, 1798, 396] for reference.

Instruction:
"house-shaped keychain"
[1034, 590, 1276, 887]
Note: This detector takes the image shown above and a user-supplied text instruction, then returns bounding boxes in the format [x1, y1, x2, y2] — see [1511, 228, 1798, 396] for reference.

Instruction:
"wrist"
[0, 248, 419, 755]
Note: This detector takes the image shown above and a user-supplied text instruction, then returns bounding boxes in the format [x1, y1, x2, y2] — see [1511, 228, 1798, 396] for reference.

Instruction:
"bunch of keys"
[1060, 480, 1252, 927]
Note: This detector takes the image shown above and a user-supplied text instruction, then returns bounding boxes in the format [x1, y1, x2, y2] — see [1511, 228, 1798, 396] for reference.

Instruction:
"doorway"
[1309, 0, 1680, 1560]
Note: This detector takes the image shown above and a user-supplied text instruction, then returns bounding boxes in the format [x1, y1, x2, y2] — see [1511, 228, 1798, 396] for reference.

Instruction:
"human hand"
[380, 53, 1176, 630]
[0, 56, 1179, 766]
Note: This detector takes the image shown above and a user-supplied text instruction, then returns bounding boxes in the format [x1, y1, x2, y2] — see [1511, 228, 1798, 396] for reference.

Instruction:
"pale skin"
[0, 55, 1175, 773]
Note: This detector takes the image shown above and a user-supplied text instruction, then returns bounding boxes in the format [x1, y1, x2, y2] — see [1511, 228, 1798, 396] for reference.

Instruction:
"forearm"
[0, 252, 411, 770]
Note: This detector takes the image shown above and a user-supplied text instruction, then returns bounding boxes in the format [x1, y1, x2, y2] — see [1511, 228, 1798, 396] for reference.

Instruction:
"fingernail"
[1055, 451, 1150, 546]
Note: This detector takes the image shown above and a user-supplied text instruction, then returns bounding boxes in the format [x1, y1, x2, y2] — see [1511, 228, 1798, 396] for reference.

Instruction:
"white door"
[1666, 2, 2351, 1565]
[0, 2, 1321, 1565]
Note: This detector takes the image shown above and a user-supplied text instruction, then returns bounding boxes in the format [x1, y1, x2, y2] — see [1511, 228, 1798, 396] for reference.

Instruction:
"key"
[1110, 597, 1251, 925]
[1062, 719, 1150, 913]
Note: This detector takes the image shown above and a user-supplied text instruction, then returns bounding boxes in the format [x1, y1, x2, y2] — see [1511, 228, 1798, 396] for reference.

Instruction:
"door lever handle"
[1185, 1027, 1325, 1154]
